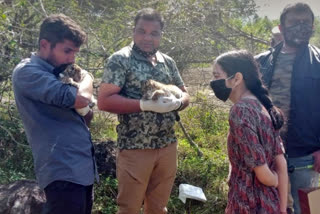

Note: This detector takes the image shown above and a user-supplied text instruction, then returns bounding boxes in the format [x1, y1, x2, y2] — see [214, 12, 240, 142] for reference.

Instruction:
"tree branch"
[38, 0, 48, 17]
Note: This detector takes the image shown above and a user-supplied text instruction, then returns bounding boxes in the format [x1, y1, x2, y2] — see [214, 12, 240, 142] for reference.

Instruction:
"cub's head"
[141, 79, 171, 100]
[141, 79, 157, 100]
[63, 64, 82, 82]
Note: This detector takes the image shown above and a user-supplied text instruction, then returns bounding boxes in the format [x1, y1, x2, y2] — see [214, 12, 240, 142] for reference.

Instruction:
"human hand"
[76, 97, 95, 116]
[83, 109, 94, 127]
[312, 150, 320, 172]
[140, 95, 181, 113]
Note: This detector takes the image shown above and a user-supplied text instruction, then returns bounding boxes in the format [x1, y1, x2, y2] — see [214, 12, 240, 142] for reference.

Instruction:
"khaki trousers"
[116, 142, 177, 214]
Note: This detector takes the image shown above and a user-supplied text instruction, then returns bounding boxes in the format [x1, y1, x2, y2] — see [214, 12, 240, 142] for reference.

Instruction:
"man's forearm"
[98, 94, 141, 114]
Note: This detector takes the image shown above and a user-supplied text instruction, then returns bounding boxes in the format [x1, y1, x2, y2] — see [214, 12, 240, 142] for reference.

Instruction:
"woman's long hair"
[215, 50, 284, 130]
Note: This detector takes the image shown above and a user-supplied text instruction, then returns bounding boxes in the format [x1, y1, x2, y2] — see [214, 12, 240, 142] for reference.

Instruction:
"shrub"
[93, 176, 118, 214]
[167, 92, 230, 213]
[0, 101, 34, 184]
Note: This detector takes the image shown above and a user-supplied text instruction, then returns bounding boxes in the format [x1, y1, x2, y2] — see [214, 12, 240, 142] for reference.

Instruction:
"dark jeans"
[42, 181, 93, 214]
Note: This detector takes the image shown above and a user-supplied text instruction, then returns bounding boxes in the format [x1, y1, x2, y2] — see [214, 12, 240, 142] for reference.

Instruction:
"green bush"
[93, 176, 118, 214]
[0, 102, 34, 184]
[90, 111, 118, 142]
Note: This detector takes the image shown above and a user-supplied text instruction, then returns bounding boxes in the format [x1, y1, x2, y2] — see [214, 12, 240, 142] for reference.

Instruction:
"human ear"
[39, 39, 50, 50]
[233, 72, 243, 86]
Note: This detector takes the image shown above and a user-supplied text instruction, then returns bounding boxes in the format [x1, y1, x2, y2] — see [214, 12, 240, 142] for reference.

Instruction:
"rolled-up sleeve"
[102, 55, 127, 88]
[166, 57, 184, 87]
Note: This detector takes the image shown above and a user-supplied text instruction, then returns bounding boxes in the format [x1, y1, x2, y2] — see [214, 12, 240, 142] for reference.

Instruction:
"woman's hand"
[253, 164, 278, 187]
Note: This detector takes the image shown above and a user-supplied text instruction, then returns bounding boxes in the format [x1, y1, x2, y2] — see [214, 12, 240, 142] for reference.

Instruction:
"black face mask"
[210, 79, 232, 102]
[283, 23, 313, 48]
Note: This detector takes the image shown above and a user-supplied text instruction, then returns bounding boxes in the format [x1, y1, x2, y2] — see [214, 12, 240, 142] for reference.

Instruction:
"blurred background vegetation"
[1, 0, 320, 213]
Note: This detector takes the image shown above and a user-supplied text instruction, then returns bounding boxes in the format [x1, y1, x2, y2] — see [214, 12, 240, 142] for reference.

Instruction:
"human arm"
[253, 164, 278, 187]
[13, 67, 77, 108]
[98, 53, 180, 113]
[97, 83, 181, 114]
[97, 83, 141, 114]
[274, 154, 288, 213]
[230, 105, 277, 186]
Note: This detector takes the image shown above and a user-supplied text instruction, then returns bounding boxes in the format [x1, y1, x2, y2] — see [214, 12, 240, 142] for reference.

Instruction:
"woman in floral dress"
[210, 50, 288, 214]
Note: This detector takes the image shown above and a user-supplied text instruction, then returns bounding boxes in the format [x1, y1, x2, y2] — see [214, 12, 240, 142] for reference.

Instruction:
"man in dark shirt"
[12, 14, 98, 214]
[256, 3, 320, 214]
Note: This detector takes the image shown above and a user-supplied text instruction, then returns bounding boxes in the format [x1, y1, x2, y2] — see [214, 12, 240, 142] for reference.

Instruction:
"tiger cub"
[141, 79, 183, 101]
[59, 64, 84, 88]
[59, 64, 95, 116]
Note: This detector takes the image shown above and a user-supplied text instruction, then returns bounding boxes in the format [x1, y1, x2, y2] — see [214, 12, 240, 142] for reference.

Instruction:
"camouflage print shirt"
[269, 52, 296, 141]
[102, 45, 184, 150]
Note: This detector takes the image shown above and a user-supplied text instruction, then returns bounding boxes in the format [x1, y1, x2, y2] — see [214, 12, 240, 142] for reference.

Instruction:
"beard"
[45, 51, 61, 68]
[283, 23, 313, 48]
[45, 51, 71, 76]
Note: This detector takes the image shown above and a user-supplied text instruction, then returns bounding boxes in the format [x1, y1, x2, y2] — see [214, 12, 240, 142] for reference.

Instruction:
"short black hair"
[280, 2, 314, 26]
[39, 14, 87, 48]
[134, 8, 164, 30]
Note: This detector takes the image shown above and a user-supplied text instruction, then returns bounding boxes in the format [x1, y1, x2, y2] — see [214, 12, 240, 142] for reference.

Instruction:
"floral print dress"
[225, 97, 284, 214]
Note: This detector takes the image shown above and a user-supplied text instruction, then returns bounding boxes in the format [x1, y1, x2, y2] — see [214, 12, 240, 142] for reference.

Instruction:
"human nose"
[143, 33, 153, 40]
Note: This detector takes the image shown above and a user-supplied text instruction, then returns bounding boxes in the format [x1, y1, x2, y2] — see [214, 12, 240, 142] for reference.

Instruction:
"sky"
[255, 0, 320, 20]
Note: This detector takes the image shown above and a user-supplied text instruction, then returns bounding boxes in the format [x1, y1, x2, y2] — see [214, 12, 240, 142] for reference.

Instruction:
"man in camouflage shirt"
[97, 8, 190, 214]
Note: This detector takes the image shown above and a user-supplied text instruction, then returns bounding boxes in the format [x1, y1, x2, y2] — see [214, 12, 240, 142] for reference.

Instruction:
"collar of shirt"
[130, 44, 165, 65]
[30, 52, 55, 73]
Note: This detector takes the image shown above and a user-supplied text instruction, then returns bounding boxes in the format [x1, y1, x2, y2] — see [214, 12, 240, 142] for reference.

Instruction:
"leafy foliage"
[1, 0, 320, 213]
[311, 18, 320, 47]
[93, 176, 118, 214]
[0, 101, 34, 183]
